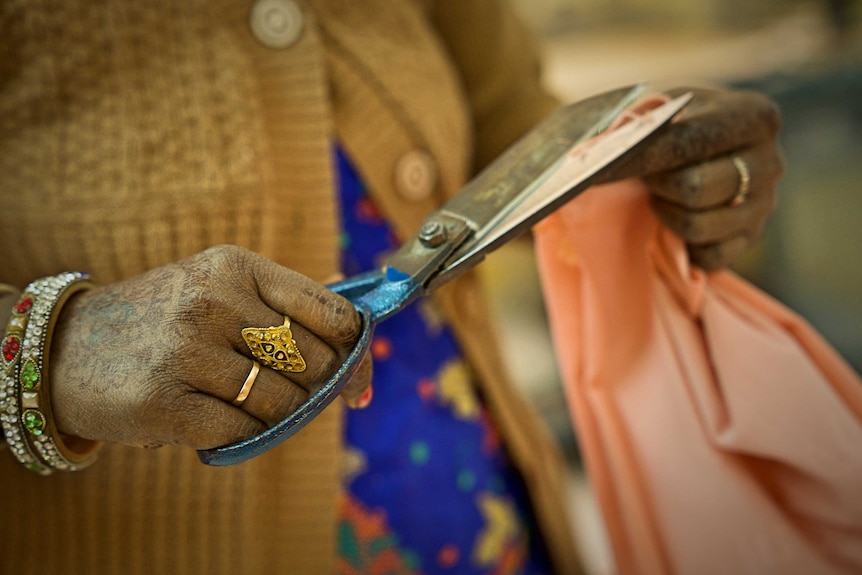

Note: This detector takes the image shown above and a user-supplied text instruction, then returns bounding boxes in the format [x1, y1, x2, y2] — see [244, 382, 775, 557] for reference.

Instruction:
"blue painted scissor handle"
[197, 268, 422, 466]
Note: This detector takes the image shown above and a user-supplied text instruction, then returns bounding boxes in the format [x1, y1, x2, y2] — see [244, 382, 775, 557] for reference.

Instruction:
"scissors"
[199, 85, 692, 466]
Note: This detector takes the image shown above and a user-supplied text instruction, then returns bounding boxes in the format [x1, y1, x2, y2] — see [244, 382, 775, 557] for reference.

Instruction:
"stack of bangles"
[1, 273, 102, 474]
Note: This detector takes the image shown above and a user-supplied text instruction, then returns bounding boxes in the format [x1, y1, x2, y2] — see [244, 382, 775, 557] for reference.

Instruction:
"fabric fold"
[534, 176, 862, 575]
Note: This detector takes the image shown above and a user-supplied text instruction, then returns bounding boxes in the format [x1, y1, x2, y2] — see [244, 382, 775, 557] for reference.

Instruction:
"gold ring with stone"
[241, 316, 307, 373]
[232, 361, 261, 406]
[729, 156, 751, 207]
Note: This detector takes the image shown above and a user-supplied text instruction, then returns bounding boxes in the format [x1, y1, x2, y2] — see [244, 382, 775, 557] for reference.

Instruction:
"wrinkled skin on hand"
[48, 245, 372, 450]
[615, 87, 786, 270]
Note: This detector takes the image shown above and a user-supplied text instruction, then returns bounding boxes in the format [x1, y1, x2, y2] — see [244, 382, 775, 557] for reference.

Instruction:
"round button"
[249, 0, 305, 49]
[394, 150, 438, 202]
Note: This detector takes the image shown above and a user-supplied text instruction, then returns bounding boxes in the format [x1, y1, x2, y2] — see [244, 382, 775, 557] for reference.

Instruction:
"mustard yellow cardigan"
[0, 1, 581, 572]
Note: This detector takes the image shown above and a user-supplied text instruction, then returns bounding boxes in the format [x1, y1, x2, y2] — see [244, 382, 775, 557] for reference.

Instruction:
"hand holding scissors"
[198, 85, 692, 466]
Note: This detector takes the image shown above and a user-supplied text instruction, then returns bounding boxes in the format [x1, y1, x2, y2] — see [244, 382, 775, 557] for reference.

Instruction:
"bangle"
[20, 272, 102, 471]
[0, 284, 20, 453]
[2, 273, 102, 473]
[2, 290, 50, 473]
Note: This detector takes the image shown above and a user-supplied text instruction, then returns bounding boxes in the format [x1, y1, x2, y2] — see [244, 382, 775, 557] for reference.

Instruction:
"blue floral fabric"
[335, 146, 552, 575]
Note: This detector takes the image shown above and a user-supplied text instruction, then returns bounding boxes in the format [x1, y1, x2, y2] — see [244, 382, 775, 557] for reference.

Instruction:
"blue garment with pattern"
[336, 146, 552, 575]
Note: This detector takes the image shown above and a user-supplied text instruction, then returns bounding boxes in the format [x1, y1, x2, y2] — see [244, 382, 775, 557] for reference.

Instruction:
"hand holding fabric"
[614, 87, 785, 269]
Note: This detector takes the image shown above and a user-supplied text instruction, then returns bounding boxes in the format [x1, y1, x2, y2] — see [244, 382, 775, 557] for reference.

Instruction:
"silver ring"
[729, 156, 751, 207]
[232, 361, 261, 406]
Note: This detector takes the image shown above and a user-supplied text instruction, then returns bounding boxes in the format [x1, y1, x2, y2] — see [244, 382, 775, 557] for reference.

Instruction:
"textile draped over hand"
[535, 178, 862, 575]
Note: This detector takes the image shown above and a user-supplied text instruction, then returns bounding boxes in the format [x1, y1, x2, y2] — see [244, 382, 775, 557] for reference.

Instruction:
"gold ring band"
[241, 316, 307, 373]
[729, 156, 751, 207]
[232, 361, 261, 406]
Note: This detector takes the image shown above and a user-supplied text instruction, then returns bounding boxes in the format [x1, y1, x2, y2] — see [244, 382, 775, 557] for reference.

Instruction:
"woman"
[0, 1, 783, 573]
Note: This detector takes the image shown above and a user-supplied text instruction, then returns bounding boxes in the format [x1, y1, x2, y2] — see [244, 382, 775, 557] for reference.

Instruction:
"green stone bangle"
[6, 273, 102, 473]
[1, 290, 50, 474]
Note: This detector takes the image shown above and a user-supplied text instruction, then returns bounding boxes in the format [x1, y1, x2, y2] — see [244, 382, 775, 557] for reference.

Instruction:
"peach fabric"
[534, 176, 862, 574]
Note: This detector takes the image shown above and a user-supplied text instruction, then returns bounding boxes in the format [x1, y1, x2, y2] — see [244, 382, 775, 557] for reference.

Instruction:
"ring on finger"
[232, 361, 261, 406]
[242, 315, 307, 373]
[729, 156, 751, 207]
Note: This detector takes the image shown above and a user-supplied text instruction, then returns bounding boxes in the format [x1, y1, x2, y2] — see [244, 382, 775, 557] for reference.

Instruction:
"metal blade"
[383, 84, 647, 283]
[428, 92, 693, 288]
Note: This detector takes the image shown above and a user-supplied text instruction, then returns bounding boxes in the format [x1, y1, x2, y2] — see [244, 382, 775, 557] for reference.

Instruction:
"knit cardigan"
[0, 1, 580, 573]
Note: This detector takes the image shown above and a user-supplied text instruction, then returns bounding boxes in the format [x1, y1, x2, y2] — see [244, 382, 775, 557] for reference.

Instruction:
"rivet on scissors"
[418, 220, 448, 248]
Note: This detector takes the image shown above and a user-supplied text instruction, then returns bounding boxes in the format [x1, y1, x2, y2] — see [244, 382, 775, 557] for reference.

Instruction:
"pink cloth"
[534, 176, 862, 574]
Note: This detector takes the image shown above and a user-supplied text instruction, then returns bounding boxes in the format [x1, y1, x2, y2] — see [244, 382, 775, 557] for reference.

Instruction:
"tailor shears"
[199, 85, 692, 466]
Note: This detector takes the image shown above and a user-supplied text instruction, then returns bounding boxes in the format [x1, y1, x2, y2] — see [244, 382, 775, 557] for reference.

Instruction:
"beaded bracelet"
[2, 273, 102, 473]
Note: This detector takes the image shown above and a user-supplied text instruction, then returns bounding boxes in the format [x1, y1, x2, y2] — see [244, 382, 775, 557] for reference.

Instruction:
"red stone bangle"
[1, 290, 50, 474]
[18, 273, 102, 472]
[1, 273, 103, 473]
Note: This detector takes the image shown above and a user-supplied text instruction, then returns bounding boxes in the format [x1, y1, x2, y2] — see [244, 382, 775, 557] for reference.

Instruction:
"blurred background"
[479, 1, 862, 572]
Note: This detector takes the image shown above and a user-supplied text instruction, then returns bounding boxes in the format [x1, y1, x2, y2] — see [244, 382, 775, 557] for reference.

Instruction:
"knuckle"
[326, 305, 363, 349]
[201, 244, 248, 266]
[677, 168, 704, 205]
[669, 122, 705, 165]
[305, 349, 343, 386]
[197, 244, 256, 287]
[745, 90, 782, 135]
[169, 291, 218, 330]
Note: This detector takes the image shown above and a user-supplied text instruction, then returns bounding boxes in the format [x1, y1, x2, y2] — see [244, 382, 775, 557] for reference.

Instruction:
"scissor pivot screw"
[419, 221, 448, 248]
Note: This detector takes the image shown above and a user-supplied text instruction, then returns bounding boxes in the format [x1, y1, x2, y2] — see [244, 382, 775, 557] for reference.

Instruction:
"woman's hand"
[616, 87, 786, 270]
[48, 245, 372, 450]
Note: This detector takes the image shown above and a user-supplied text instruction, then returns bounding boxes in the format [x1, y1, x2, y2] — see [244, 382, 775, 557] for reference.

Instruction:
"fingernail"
[355, 385, 373, 409]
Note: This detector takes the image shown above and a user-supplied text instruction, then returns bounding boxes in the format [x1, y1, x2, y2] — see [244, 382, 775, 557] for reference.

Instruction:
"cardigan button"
[249, 0, 304, 49]
[394, 150, 437, 202]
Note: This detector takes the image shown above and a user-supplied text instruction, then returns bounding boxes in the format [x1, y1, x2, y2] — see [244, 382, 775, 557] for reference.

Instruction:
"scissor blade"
[382, 85, 646, 284]
[428, 92, 692, 289]
[435, 84, 646, 232]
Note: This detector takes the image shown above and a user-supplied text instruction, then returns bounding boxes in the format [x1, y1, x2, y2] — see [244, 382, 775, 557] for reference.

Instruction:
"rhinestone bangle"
[1, 290, 50, 474]
[0, 284, 21, 449]
[10, 273, 102, 472]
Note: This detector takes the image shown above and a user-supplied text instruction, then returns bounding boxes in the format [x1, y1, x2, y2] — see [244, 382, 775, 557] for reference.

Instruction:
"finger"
[198, 246, 360, 351]
[614, 89, 782, 178]
[245, 253, 361, 351]
[230, 358, 311, 427]
[688, 235, 752, 271]
[650, 184, 775, 245]
[215, 292, 345, 392]
[201, 303, 350, 426]
[339, 350, 374, 409]
[235, 314, 346, 391]
[192, 349, 310, 427]
[646, 147, 751, 209]
[647, 144, 784, 210]
[151, 390, 268, 450]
